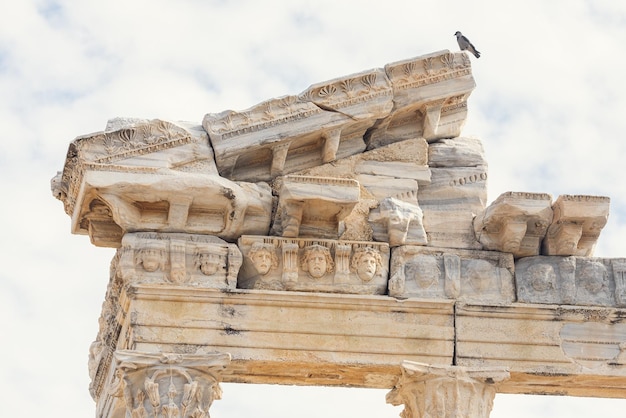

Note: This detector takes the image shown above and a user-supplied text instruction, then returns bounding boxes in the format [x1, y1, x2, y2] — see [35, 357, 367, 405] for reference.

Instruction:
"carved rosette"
[386, 361, 509, 418]
[110, 351, 231, 418]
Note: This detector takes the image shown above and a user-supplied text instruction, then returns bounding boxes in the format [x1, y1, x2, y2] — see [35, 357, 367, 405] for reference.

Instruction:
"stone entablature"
[52, 49, 622, 418]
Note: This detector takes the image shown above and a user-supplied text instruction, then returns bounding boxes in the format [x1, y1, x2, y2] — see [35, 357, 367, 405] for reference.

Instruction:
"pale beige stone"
[203, 68, 393, 182]
[473, 192, 553, 257]
[366, 50, 475, 149]
[104, 350, 230, 418]
[515, 256, 626, 307]
[386, 361, 509, 418]
[543, 194, 610, 256]
[456, 303, 626, 398]
[270, 175, 360, 239]
[428, 136, 486, 168]
[389, 246, 515, 304]
[368, 197, 428, 246]
[118, 232, 242, 289]
[237, 235, 389, 295]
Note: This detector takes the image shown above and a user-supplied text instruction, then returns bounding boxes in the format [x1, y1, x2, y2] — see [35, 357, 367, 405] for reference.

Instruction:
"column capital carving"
[108, 350, 231, 418]
[386, 361, 509, 418]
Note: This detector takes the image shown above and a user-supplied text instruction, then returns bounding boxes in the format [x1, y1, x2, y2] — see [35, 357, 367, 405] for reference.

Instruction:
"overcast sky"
[2, 0, 626, 416]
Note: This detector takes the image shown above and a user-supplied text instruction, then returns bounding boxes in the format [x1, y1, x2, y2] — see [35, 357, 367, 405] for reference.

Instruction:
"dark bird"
[454, 31, 480, 58]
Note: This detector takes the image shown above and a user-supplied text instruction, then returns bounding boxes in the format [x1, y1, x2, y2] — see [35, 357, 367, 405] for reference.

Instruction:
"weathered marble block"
[368, 197, 428, 246]
[543, 195, 610, 256]
[418, 166, 488, 250]
[366, 50, 475, 149]
[271, 175, 360, 239]
[389, 246, 515, 304]
[515, 256, 626, 307]
[237, 235, 390, 294]
[118, 232, 242, 289]
[473, 192, 553, 258]
[428, 136, 486, 168]
[51, 119, 274, 247]
[203, 68, 393, 182]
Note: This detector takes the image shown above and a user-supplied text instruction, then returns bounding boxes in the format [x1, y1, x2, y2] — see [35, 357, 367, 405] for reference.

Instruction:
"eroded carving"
[389, 246, 514, 303]
[386, 361, 509, 418]
[369, 197, 428, 246]
[110, 351, 230, 418]
[543, 195, 610, 256]
[118, 232, 242, 289]
[473, 192, 553, 257]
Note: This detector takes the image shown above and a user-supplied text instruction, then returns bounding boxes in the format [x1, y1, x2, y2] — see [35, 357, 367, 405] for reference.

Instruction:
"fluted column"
[108, 350, 231, 418]
[386, 361, 509, 418]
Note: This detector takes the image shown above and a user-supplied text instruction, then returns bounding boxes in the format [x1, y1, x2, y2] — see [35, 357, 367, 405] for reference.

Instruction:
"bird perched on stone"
[454, 31, 480, 58]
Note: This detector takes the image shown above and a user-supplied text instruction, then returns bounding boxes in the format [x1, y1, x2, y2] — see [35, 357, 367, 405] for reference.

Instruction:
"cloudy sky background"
[2, 0, 626, 416]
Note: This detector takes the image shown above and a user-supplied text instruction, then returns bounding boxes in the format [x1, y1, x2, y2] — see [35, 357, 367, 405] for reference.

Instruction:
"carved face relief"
[251, 250, 273, 275]
[384, 206, 412, 246]
[139, 249, 163, 272]
[301, 245, 334, 279]
[197, 253, 222, 276]
[527, 263, 556, 292]
[351, 249, 382, 282]
[579, 261, 608, 294]
[466, 260, 494, 292]
[406, 255, 440, 289]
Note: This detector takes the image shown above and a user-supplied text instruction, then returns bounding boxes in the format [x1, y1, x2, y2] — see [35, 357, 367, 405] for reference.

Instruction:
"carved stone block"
[515, 256, 625, 307]
[117, 232, 242, 289]
[203, 68, 393, 181]
[389, 246, 515, 304]
[418, 166, 488, 249]
[368, 197, 428, 246]
[52, 119, 274, 247]
[237, 235, 390, 294]
[543, 194, 610, 256]
[473, 192, 553, 258]
[271, 175, 360, 239]
[386, 361, 509, 418]
[428, 136, 487, 168]
[366, 50, 475, 149]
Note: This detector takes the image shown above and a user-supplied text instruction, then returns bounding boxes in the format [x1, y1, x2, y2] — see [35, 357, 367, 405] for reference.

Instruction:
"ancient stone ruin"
[52, 49, 624, 418]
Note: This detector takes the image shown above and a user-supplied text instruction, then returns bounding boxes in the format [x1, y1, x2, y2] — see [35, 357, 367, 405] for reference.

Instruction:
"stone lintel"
[456, 303, 626, 398]
[386, 361, 509, 418]
[117, 285, 455, 388]
[473, 192, 553, 258]
[543, 194, 610, 256]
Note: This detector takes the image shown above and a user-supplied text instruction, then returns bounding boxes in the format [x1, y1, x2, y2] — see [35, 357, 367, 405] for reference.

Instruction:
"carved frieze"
[237, 235, 390, 294]
[473, 192, 553, 258]
[366, 50, 475, 149]
[117, 232, 242, 289]
[515, 256, 626, 307]
[271, 175, 360, 239]
[109, 350, 230, 418]
[543, 195, 610, 256]
[389, 246, 515, 304]
[203, 68, 393, 182]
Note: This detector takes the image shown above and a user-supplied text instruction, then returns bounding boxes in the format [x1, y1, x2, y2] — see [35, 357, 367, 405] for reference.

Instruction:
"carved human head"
[465, 259, 494, 292]
[248, 243, 279, 276]
[136, 246, 165, 272]
[579, 260, 608, 294]
[379, 198, 420, 246]
[527, 263, 556, 292]
[195, 251, 223, 276]
[405, 255, 441, 289]
[350, 247, 383, 282]
[301, 244, 334, 279]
